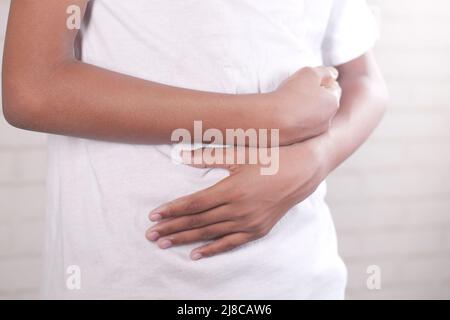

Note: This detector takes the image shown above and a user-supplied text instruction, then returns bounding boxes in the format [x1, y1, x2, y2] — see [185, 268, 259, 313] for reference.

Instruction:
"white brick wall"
[0, 0, 46, 299]
[0, 0, 449, 300]
[327, 0, 450, 299]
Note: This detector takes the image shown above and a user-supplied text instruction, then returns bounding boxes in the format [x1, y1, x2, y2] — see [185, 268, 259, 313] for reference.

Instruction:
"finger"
[315, 66, 339, 80]
[190, 233, 252, 260]
[327, 80, 342, 101]
[146, 205, 231, 241]
[149, 181, 230, 221]
[181, 147, 230, 169]
[155, 222, 237, 249]
[313, 66, 339, 87]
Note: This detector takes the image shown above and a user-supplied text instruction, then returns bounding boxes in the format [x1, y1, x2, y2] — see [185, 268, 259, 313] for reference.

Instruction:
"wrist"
[259, 92, 298, 145]
[256, 92, 279, 127]
[285, 134, 334, 189]
[288, 131, 336, 179]
[232, 92, 274, 129]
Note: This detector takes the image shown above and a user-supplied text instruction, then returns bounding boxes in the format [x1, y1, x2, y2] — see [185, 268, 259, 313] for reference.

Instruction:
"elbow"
[375, 79, 390, 118]
[358, 75, 390, 118]
[2, 75, 49, 131]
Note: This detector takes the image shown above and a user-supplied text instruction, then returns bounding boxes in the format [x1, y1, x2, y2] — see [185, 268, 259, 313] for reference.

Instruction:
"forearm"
[4, 58, 268, 144]
[3, 0, 274, 145]
[2, 1, 342, 146]
[321, 75, 388, 172]
[318, 54, 389, 173]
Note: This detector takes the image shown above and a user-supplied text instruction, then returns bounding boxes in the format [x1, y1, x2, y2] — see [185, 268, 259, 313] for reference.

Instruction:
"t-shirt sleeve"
[322, 0, 379, 66]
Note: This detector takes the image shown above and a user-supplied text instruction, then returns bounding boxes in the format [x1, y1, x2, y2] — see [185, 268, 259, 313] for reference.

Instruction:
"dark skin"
[146, 55, 389, 260]
[2, 0, 388, 260]
[2, 0, 340, 146]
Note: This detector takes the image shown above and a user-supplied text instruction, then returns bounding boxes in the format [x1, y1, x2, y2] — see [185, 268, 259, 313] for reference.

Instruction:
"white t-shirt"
[43, 0, 378, 299]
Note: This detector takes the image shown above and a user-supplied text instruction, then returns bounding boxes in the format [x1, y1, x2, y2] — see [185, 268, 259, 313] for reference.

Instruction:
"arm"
[317, 52, 389, 173]
[2, 0, 339, 145]
[145, 52, 388, 260]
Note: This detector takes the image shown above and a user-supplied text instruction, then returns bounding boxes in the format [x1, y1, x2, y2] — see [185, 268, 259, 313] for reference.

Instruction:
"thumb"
[314, 66, 339, 88]
[181, 147, 234, 169]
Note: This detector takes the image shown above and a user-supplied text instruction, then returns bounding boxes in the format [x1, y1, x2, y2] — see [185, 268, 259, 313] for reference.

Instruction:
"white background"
[1, 0, 449, 299]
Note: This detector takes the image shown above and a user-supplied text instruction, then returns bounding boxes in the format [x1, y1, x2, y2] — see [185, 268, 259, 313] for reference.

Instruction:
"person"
[2, 0, 388, 299]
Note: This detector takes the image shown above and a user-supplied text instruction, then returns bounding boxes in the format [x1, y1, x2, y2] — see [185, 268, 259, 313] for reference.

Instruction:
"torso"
[43, 0, 347, 299]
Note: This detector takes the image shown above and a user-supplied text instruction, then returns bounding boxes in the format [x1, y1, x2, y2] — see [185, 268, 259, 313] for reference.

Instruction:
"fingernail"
[191, 252, 203, 261]
[150, 205, 168, 221]
[149, 213, 162, 222]
[158, 239, 172, 249]
[147, 231, 159, 242]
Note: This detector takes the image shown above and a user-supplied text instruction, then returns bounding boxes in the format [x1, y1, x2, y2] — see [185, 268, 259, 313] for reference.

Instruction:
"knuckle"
[185, 215, 200, 228]
[329, 97, 339, 112]
[245, 219, 263, 233]
[155, 225, 168, 236]
[232, 210, 247, 220]
[222, 241, 237, 252]
[160, 203, 173, 218]
[172, 235, 187, 245]
[230, 187, 247, 201]
[326, 89, 340, 106]
[231, 207, 251, 221]
[202, 246, 219, 257]
[184, 197, 203, 212]
[247, 218, 270, 237]
[227, 211, 239, 221]
[165, 235, 179, 245]
[255, 225, 268, 237]
[199, 228, 215, 240]
[251, 227, 269, 239]
[261, 226, 271, 237]
[300, 67, 316, 78]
